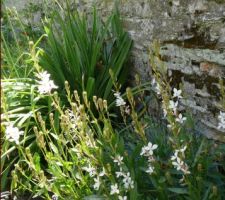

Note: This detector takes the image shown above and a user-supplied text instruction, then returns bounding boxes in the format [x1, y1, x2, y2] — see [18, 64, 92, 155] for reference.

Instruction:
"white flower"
[147, 156, 155, 163]
[167, 124, 172, 129]
[116, 171, 125, 178]
[113, 155, 124, 166]
[67, 109, 80, 130]
[175, 113, 187, 124]
[155, 83, 161, 95]
[123, 179, 134, 190]
[218, 122, 225, 130]
[169, 100, 178, 113]
[163, 108, 167, 118]
[5, 124, 23, 144]
[116, 97, 126, 107]
[52, 194, 58, 200]
[82, 164, 96, 177]
[37, 71, 58, 94]
[172, 157, 184, 171]
[140, 142, 158, 157]
[171, 151, 179, 161]
[93, 176, 101, 190]
[151, 78, 161, 95]
[151, 78, 156, 86]
[218, 111, 225, 130]
[122, 172, 134, 189]
[171, 146, 190, 175]
[146, 165, 154, 175]
[172, 157, 190, 174]
[99, 168, 106, 177]
[114, 92, 121, 98]
[110, 183, 120, 195]
[173, 88, 182, 99]
[218, 111, 225, 121]
[181, 164, 191, 175]
[179, 145, 187, 153]
[114, 92, 126, 107]
[125, 106, 130, 114]
[119, 196, 127, 200]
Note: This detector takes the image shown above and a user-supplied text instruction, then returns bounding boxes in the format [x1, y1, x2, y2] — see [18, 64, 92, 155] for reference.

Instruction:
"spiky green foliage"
[39, 7, 132, 102]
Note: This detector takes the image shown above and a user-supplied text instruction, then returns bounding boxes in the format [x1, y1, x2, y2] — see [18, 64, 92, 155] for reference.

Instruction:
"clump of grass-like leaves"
[39, 6, 132, 103]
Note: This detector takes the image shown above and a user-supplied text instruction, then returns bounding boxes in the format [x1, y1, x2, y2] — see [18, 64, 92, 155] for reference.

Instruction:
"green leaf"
[49, 142, 59, 154]
[86, 77, 95, 99]
[33, 152, 41, 173]
[39, 7, 132, 106]
[168, 187, 188, 194]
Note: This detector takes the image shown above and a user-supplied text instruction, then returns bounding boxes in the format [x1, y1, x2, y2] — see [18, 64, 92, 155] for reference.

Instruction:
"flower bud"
[65, 81, 70, 92]
[212, 186, 218, 196]
[97, 98, 103, 111]
[49, 113, 54, 127]
[33, 126, 39, 135]
[74, 90, 80, 104]
[29, 41, 34, 47]
[93, 96, 98, 109]
[165, 171, 173, 184]
[197, 164, 202, 172]
[103, 100, 108, 110]
[37, 131, 46, 149]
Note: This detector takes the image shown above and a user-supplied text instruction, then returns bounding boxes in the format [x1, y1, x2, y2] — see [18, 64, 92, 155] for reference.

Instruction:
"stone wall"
[5, 0, 225, 141]
[79, 0, 225, 141]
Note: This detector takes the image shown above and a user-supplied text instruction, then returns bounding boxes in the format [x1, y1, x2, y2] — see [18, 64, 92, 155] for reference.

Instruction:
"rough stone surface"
[5, 0, 225, 141]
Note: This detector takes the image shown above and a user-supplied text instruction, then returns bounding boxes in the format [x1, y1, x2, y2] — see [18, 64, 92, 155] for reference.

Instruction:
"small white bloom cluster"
[218, 111, 225, 130]
[115, 169, 134, 191]
[82, 164, 97, 177]
[171, 146, 190, 175]
[169, 88, 183, 115]
[5, 123, 23, 144]
[151, 78, 187, 126]
[67, 109, 80, 130]
[112, 154, 134, 199]
[167, 88, 186, 126]
[140, 142, 158, 175]
[82, 164, 106, 191]
[36, 71, 58, 94]
[114, 92, 126, 107]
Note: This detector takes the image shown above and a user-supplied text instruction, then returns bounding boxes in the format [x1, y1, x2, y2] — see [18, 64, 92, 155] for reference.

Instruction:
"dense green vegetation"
[1, 1, 225, 200]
